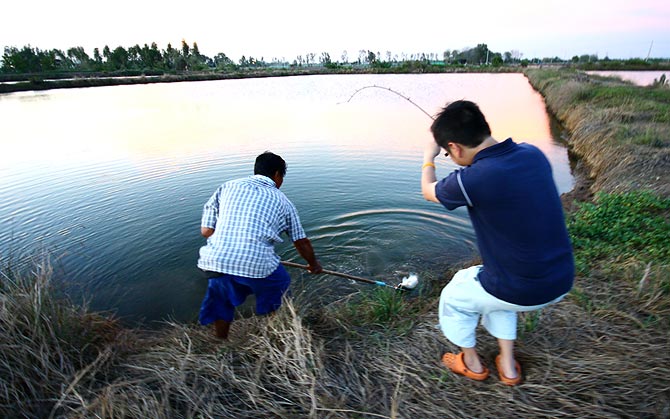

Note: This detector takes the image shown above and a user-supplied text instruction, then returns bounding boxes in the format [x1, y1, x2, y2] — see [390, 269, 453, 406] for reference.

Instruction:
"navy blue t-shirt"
[435, 138, 574, 306]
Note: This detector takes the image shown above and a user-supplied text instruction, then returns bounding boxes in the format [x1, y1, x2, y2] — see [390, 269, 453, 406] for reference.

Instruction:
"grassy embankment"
[2, 69, 670, 418]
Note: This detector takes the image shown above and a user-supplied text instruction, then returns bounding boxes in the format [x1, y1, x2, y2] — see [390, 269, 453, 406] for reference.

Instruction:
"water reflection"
[0, 74, 573, 325]
[1, 74, 567, 164]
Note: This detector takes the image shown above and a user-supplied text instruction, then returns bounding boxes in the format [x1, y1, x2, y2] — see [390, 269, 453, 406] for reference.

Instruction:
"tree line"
[0, 40, 236, 74]
[2, 40, 665, 76]
[0, 40, 523, 75]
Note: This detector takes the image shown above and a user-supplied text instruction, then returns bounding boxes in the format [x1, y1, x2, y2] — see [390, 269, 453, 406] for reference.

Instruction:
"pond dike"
[0, 69, 327, 94]
[0, 66, 519, 94]
[524, 69, 670, 204]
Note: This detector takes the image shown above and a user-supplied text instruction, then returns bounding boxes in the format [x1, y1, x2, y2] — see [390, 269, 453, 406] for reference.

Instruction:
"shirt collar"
[250, 174, 277, 188]
[473, 138, 516, 163]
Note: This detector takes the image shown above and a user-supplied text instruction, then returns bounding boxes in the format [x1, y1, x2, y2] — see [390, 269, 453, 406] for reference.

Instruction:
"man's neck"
[463, 136, 498, 164]
[477, 136, 498, 152]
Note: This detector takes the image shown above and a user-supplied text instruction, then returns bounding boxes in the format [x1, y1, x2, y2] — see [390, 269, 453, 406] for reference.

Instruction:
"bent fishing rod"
[341, 85, 436, 121]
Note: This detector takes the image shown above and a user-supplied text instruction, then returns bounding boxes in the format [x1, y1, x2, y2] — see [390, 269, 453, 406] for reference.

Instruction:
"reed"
[0, 255, 132, 418]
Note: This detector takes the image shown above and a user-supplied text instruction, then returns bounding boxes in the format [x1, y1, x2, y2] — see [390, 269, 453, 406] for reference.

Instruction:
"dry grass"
[0, 255, 134, 419]
[2, 256, 669, 419]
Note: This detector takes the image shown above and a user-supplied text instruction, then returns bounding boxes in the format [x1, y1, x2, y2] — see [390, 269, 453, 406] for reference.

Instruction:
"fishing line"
[340, 85, 435, 120]
[331, 84, 433, 292]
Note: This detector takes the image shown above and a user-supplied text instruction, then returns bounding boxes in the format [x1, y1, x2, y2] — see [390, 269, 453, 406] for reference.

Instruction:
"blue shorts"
[199, 265, 291, 324]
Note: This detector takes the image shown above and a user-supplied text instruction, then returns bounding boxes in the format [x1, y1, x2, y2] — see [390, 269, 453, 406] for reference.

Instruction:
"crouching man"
[197, 151, 322, 339]
[421, 101, 574, 385]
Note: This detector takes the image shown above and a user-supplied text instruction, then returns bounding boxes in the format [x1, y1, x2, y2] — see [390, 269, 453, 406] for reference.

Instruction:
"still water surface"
[0, 74, 573, 325]
[586, 70, 668, 86]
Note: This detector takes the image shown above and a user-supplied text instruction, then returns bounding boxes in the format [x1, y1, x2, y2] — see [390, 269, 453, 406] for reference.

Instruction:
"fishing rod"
[280, 260, 419, 291]
[328, 85, 431, 291]
[341, 85, 435, 120]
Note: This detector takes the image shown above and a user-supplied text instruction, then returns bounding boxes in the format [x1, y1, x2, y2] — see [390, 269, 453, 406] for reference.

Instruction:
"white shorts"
[439, 265, 566, 348]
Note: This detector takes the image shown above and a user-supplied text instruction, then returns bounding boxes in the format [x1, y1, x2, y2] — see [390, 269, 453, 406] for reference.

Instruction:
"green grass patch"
[615, 124, 670, 147]
[569, 286, 594, 312]
[573, 84, 670, 123]
[518, 311, 542, 336]
[567, 191, 670, 275]
[333, 287, 420, 336]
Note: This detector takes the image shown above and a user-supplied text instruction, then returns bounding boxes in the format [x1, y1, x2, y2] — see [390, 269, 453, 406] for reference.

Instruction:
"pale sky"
[2, 0, 669, 62]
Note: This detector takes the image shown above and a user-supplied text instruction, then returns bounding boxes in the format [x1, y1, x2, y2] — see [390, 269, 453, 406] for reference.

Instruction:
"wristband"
[422, 162, 436, 169]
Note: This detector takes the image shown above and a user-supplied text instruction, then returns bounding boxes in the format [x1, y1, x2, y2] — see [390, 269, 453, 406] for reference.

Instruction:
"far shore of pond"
[2, 63, 669, 94]
[0, 66, 515, 94]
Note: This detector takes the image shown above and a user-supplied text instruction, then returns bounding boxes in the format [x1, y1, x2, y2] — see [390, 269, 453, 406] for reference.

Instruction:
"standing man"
[421, 100, 573, 385]
[198, 151, 322, 339]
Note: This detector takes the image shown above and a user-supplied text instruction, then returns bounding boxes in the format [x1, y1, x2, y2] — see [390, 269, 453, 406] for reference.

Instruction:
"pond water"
[586, 70, 669, 86]
[0, 73, 573, 325]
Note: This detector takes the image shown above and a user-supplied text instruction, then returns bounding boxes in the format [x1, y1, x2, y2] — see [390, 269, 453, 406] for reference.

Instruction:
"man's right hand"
[308, 261, 323, 274]
[293, 238, 322, 274]
[424, 138, 442, 162]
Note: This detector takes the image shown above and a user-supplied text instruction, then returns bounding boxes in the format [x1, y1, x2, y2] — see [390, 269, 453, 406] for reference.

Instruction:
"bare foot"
[463, 352, 484, 374]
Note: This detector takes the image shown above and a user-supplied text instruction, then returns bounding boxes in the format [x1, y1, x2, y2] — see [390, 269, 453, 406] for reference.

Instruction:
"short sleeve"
[201, 188, 220, 229]
[284, 200, 307, 242]
[435, 170, 470, 210]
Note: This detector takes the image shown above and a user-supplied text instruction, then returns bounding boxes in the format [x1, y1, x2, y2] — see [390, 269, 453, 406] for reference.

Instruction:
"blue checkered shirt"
[197, 175, 307, 278]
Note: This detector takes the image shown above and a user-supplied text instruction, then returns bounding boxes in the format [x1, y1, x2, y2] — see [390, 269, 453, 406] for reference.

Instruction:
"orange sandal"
[495, 355, 522, 386]
[442, 352, 489, 381]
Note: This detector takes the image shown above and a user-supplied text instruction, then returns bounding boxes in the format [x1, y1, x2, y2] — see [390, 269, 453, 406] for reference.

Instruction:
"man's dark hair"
[254, 151, 287, 178]
[430, 100, 491, 148]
